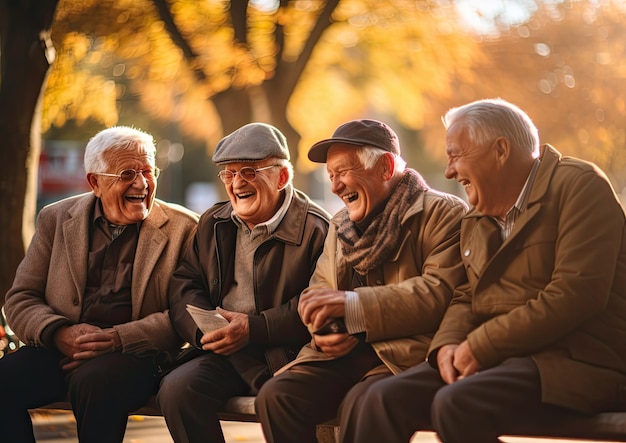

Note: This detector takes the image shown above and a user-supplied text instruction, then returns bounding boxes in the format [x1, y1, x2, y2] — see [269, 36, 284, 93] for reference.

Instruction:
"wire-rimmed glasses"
[95, 168, 161, 182]
[217, 165, 280, 185]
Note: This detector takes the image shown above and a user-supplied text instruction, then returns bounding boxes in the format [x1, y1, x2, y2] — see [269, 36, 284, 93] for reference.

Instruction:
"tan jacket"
[430, 144, 626, 413]
[279, 188, 468, 375]
[4, 193, 198, 356]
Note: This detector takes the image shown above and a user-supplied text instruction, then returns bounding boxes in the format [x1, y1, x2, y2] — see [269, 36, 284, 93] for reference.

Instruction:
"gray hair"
[442, 98, 540, 157]
[84, 126, 156, 173]
[355, 145, 407, 175]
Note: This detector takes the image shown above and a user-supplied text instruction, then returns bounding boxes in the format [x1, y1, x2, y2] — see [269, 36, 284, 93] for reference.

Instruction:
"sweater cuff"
[344, 291, 366, 334]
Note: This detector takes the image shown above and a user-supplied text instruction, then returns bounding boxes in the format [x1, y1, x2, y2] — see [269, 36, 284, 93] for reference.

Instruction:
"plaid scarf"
[335, 169, 429, 275]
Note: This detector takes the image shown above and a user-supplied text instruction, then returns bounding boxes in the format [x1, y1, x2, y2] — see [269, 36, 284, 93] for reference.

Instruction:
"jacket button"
[464, 249, 470, 257]
[72, 299, 79, 306]
[212, 278, 219, 285]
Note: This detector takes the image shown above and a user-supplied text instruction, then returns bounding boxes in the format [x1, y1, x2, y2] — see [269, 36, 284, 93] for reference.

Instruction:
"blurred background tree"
[1, 0, 626, 304]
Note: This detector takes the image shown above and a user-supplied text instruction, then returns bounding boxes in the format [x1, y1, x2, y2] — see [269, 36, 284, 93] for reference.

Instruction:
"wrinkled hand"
[313, 332, 358, 358]
[452, 340, 481, 379]
[437, 344, 459, 384]
[54, 324, 103, 359]
[54, 324, 119, 371]
[436, 341, 481, 384]
[200, 307, 249, 355]
[299, 288, 347, 332]
[74, 328, 121, 360]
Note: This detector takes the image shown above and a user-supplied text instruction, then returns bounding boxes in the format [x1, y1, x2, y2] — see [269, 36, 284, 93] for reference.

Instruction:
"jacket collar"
[212, 189, 313, 246]
[463, 143, 561, 221]
[528, 143, 561, 205]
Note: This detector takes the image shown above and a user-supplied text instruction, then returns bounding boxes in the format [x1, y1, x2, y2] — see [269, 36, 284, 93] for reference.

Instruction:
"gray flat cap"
[212, 122, 290, 165]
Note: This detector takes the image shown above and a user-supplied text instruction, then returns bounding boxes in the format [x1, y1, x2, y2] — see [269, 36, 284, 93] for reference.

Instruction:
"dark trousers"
[255, 340, 384, 443]
[0, 346, 159, 443]
[340, 357, 580, 443]
[156, 352, 252, 443]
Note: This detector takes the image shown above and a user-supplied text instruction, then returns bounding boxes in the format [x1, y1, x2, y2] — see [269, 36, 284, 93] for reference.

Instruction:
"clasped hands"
[54, 323, 122, 371]
[298, 288, 358, 358]
[436, 341, 481, 384]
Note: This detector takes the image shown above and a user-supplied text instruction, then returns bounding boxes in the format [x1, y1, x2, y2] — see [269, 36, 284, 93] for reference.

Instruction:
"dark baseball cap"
[308, 119, 401, 163]
[212, 122, 290, 165]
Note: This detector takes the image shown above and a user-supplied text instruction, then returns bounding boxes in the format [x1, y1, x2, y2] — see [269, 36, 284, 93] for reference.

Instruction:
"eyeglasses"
[217, 165, 280, 185]
[95, 168, 160, 183]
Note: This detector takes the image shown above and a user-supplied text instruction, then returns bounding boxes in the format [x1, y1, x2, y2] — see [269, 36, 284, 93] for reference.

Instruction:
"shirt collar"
[93, 199, 142, 232]
[232, 183, 294, 235]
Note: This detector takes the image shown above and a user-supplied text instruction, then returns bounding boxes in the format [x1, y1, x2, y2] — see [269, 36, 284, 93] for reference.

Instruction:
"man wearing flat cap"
[156, 123, 330, 443]
[256, 119, 469, 443]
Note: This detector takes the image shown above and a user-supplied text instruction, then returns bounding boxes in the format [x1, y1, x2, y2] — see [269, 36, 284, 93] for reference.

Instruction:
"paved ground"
[32, 411, 264, 443]
[31, 411, 618, 442]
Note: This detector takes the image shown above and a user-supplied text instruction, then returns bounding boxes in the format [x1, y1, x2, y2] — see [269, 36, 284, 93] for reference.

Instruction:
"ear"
[87, 173, 102, 197]
[277, 166, 290, 190]
[494, 137, 510, 166]
[380, 153, 395, 181]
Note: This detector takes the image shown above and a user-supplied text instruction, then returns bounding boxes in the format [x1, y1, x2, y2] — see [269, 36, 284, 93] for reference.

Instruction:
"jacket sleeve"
[357, 196, 468, 342]
[113, 209, 199, 356]
[251, 213, 330, 347]
[168, 223, 215, 347]
[4, 206, 71, 346]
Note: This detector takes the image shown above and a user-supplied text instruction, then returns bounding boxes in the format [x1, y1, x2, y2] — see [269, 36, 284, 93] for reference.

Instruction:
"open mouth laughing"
[343, 192, 358, 203]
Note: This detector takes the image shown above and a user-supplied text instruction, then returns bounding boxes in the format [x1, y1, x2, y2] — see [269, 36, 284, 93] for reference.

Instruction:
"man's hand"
[73, 328, 121, 360]
[452, 340, 481, 379]
[200, 307, 249, 355]
[436, 341, 481, 384]
[54, 323, 103, 359]
[437, 344, 460, 384]
[313, 332, 358, 358]
[54, 323, 111, 371]
[299, 288, 347, 332]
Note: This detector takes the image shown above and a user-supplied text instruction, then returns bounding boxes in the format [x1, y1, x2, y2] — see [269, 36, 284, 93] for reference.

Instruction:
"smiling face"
[326, 144, 392, 223]
[87, 147, 157, 225]
[444, 122, 510, 217]
[223, 160, 288, 228]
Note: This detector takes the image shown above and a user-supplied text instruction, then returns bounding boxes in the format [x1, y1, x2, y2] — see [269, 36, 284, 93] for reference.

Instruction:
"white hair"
[84, 126, 156, 173]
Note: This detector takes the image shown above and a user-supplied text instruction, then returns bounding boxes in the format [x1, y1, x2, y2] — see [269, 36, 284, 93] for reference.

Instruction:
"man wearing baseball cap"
[156, 122, 330, 443]
[256, 119, 469, 443]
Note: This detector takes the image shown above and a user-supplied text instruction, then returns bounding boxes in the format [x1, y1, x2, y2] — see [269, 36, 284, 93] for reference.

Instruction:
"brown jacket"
[279, 188, 468, 375]
[430, 144, 626, 413]
[4, 193, 198, 356]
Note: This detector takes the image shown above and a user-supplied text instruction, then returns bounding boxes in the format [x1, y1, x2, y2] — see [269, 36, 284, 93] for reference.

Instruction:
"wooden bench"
[34, 397, 626, 442]
[315, 412, 626, 443]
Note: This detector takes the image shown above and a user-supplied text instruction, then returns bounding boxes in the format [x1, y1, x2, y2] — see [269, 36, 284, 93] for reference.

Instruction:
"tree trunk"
[0, 0, 59, 307]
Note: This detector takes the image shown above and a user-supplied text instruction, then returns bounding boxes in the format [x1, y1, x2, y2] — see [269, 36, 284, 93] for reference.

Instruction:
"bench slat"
[34, 397, 626, 442]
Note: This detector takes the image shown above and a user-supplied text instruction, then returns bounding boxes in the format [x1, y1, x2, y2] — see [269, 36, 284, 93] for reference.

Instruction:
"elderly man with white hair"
[1, 126, 198, 443]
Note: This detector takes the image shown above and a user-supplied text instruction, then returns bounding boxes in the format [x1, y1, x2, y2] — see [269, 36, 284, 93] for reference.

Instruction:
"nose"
[133, 171, 149, 187]
[231, 171, 247, 186]
[444, 160, 455, 180]
[329, 176, 343, 194]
